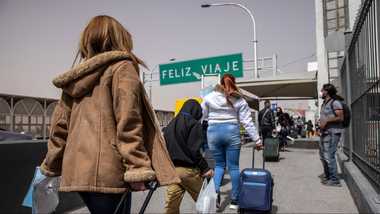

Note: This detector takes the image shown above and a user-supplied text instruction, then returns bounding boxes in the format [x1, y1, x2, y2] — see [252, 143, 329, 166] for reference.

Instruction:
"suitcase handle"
[252, 140, 265, 169]
[139, 181, 158, 214]
[114, 181, 159, 214]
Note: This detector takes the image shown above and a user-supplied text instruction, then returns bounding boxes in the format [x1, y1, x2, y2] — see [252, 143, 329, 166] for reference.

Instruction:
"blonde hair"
[73, 15, 146, 69]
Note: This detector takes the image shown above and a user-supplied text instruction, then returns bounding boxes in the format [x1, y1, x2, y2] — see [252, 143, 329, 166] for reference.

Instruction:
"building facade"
[316, 0, 380, 212]
[0, 94, 174, 139]
[315, 0, 358, 95]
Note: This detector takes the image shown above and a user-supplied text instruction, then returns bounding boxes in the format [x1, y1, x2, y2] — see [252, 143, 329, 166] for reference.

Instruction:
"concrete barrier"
[337, 151, 380, 214]
[0, 141, 83, 213]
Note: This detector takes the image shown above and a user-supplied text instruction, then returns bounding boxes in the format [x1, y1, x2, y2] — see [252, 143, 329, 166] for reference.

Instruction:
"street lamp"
[141, 58, 176, 101]
[201, 3, 258, 79]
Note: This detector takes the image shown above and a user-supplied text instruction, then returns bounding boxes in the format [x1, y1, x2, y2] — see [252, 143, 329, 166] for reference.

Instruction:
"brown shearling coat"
[40, 51, 180, 193]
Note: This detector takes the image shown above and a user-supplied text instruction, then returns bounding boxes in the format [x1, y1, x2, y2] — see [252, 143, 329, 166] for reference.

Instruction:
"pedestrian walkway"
[71, 140, 358, 213]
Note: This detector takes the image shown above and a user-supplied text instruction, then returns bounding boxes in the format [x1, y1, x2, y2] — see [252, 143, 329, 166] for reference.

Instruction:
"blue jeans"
[207, 123, 241, 201]
[319, 131, 341, 183]
[79, 192, 131, 214]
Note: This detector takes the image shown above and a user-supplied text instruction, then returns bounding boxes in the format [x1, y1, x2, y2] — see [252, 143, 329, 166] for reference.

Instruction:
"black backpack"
[261, 109, 274, 127]
[331, 100, 351, 128]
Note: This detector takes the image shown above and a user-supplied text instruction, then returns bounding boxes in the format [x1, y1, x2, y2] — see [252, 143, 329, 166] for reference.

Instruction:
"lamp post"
[141, 66, 157, 102]
[141, 58, 176, 101]
[201, 3, 258, 79]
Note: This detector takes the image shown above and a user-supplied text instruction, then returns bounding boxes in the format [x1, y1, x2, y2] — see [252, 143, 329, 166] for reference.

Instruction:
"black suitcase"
[114, 181, 158, 214]
[239, 145, 274, 213]
[263, 137, 280, 161]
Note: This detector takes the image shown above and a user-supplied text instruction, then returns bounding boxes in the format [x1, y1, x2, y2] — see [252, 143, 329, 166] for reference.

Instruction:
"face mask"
[319, 92, 325, 99]
[322, 95, 327, 100]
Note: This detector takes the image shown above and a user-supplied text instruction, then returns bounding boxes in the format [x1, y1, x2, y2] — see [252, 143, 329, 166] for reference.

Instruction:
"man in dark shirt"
[258, 100, 275, 141]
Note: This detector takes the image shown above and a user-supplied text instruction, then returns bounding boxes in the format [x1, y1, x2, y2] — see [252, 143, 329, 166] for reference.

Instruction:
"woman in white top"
[202, 73, 263, 210]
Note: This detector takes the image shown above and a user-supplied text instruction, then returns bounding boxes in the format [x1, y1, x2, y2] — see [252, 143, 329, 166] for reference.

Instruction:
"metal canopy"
[237, 72, 318, 99]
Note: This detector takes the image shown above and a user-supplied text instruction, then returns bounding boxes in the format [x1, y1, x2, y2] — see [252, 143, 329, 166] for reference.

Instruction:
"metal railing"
[340, 0, 380, 189]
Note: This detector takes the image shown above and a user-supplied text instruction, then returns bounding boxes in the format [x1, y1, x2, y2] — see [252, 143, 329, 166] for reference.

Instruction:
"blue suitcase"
[239, 145, 274, 213]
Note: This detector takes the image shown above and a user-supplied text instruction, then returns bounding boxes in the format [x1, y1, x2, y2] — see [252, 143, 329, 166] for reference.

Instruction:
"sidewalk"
[71, 141, 358, 213]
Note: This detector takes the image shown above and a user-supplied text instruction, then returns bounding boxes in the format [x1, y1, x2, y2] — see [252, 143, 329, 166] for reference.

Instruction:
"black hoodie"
[163, 99, 210, 174]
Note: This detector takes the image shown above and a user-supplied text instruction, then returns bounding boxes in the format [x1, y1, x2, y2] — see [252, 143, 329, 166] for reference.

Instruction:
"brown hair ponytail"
[221, 73, 238, 107]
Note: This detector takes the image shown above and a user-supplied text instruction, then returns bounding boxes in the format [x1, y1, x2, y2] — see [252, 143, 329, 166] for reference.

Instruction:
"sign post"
[159, 53, 243, 85]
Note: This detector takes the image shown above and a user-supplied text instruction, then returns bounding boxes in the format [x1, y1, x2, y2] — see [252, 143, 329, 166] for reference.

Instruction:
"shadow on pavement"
[217, 191, 278, 213]
[338, 173, 345, 181]
[318, 173, 345, 182]
[231, 205, 278, 214]
[271, 205, 279, 214]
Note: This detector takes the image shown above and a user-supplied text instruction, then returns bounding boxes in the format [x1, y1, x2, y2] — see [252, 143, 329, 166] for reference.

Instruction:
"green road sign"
[159, 53, 243, 85]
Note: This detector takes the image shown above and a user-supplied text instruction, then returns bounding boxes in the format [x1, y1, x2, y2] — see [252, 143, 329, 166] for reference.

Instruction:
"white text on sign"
[161, 61, 240, 79]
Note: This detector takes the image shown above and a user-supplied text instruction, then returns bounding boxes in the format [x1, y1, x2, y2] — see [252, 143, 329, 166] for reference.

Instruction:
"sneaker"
[216, 192, 221, 209]
[229, 200, 239, 210]
[323, 180, 342, 187]
[321, 177, 329, 184]
[318, 173, 327, 179]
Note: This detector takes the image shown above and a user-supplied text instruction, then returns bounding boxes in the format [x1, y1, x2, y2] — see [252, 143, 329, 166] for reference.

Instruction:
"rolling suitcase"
[114, 181, 158, 214]
[239, 145, 274, 213]
[263, 137, 280, 161]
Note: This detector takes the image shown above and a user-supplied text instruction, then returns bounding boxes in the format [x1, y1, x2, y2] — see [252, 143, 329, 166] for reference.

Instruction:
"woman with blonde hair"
[202, 73, 263, 210]
[40, 15, 179, 213]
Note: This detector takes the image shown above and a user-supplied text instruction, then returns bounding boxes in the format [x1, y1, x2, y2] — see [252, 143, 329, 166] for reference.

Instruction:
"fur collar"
[53, 51, 131, 88]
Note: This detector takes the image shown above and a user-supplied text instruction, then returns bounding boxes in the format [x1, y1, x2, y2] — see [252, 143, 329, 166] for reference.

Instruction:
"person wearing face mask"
[319, 83, 345, 187]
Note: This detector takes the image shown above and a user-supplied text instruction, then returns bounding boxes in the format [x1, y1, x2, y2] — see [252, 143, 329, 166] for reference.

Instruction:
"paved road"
[71, 141, 358, 213]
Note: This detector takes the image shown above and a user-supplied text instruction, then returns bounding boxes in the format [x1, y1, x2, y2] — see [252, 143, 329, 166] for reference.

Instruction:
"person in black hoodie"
[163, 99, 214, 214]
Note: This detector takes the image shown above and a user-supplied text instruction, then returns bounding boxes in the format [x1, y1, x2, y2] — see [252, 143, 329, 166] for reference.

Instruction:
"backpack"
[330, 99, 351, 128]
[261, 109, 274, 127]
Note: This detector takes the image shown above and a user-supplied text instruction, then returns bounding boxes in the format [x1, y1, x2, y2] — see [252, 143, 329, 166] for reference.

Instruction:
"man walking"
[319, 83, 345, 187]
[258, 100, 275, 141]
[296, 117, 304, 137]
